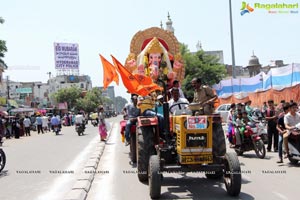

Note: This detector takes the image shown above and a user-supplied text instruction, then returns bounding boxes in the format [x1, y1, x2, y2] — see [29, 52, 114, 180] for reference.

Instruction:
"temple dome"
[248, 55, 261, 67]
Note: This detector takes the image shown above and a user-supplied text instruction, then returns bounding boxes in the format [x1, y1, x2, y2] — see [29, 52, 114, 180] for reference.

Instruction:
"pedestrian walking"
[23, 116, 31, 136]
[265, 99, 278, 152]
[42, 115, 48, 132]
[36, 114, 44, 134]
[276, 102, 290, 163]
[98, 106, 107, 141]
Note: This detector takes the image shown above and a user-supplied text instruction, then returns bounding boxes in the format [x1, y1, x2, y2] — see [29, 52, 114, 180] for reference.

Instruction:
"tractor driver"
[191, 77, 217, 115]
[168, 87, 189, 114]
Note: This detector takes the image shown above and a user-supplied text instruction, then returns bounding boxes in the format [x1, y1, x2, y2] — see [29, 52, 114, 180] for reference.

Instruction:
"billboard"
[54, 43, 79, 69]
[16, 87, 32, 94]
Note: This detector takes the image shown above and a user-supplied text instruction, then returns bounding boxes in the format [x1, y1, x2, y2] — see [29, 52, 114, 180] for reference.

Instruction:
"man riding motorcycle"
[75, 112, 85, 134]
[284, 102, 300, 157]
[124, 94, 140, 146]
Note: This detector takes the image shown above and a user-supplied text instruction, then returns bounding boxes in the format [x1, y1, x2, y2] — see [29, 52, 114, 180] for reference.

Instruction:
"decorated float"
[124, 27, 185, 90]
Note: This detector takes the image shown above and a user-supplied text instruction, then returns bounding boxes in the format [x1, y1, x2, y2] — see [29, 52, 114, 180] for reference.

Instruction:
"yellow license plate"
[181, 155, 213, 164]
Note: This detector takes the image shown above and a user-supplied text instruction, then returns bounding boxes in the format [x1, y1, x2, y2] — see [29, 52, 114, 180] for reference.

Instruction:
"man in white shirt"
[75, 112, 84, 124]
[23, 116, 31, 136]
[284, 102, 300, 156]
[168, 87, 189, 114]
[170, 80, 185, 99]
[42, 115, 49, 132]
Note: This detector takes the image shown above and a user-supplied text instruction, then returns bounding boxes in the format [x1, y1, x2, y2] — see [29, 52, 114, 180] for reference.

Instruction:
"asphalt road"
[87, 118, 300, 200]
[0, 122, 103, 200]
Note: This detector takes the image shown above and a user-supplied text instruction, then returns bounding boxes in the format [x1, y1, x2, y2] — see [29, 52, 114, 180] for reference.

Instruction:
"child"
[235, 112, 246, 145]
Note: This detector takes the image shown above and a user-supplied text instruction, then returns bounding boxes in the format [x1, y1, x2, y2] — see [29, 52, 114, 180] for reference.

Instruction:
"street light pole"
[6, 76, 10, 104]
[229, 0, 236, 78]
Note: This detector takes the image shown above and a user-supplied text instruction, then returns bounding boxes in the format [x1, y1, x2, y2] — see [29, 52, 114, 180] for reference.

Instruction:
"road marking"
[272, 191, 288, 200]
[36, 134, 99, 200]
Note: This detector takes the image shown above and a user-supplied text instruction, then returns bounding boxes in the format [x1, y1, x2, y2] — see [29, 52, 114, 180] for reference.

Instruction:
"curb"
[64, 123, 113, 200]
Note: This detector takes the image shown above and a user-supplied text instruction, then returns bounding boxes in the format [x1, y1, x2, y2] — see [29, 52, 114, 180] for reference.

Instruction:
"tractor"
[135, 82, 242, 199]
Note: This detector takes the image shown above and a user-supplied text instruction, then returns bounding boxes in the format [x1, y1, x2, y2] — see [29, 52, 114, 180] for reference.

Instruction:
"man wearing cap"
[124, 94, 141, 146]
[168, 88, 189, 114]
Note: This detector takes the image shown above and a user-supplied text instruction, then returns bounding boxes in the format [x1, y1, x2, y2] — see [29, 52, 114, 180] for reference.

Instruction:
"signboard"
[186, 116, 207, 129]
[16, 87, 32, 94]
[58, 102, 68, 110]
[54, 43, 79, 69]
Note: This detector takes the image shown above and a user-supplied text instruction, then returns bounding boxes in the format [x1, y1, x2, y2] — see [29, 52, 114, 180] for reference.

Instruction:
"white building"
[0, 74, 92, 107]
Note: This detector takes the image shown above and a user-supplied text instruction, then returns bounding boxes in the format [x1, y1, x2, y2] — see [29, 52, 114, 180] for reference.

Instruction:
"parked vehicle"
[215, 104, 231, 123]
[0, 148, 6, 172]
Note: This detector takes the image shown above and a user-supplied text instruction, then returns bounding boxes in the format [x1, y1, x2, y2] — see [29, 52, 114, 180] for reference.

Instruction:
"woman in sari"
[98, 107, 107, 141]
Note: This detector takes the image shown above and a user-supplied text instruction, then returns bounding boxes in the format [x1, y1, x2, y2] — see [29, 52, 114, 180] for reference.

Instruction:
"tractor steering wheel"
[169, 102, 189, 115]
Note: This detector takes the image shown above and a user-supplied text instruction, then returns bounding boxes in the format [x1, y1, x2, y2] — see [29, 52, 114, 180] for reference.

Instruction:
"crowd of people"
[0, 111, 92, 144]
[226, 99, 300, 163]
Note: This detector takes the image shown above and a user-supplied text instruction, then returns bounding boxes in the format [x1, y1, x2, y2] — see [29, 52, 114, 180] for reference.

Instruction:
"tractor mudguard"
[137, 116, 158, 127]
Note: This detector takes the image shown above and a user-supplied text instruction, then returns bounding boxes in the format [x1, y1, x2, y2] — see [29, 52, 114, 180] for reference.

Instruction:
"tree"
[76, 87, 104, 113]
[180, 43, 227, 99]
[115, 96, 128, 113]
[53, 87, 82, 110]
[0, 17, 8, 68]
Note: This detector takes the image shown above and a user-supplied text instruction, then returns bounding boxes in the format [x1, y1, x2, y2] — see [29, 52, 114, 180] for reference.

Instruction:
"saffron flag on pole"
[111, 55, 162, 96]
[111, 55, 140, 93]
[99, 54, 119, 90]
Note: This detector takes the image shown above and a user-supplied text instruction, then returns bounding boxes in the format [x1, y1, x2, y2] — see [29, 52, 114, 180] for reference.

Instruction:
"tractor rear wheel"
[213, 123, 226, 158]
[137, 126, 155, 182]
[130, 132, 137, 163]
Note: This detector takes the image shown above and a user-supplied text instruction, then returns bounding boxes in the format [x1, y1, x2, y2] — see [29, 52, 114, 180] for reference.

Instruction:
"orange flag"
[111, 55, 140, 93]
[111, 55, 163, 96]
[99, 54, 119, 90]
[136, 84, 163, 96]
[134, 74, 153, 85]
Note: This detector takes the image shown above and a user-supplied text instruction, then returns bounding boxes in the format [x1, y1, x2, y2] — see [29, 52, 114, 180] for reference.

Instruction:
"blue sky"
[1, 0, 299, 100]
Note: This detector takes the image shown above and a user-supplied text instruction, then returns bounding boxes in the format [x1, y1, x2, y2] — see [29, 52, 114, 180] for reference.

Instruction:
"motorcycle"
[286, 123, 300, 164]
[232, 124, 266, 159]
[91, 119, 98, 127]
[0, 148, 6, 172]
[120, 119, 137, 163]
[75, 123, 85, 136]
[53, 125, 60, 135]
[249, 109, 268, 144]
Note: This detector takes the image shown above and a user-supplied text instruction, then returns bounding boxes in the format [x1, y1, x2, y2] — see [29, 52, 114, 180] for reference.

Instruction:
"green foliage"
[76, 87, 104, 113]
[0, 17, 8, 68]
[115, 96, 128, 112]
[54, 87, 82, 110]
[179, 43, 226, 99]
